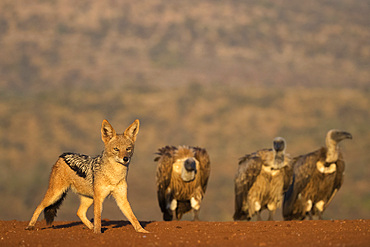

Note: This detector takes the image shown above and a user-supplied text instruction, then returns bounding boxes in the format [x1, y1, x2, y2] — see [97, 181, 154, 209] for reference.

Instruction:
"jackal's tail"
[44, 191, 68, 225]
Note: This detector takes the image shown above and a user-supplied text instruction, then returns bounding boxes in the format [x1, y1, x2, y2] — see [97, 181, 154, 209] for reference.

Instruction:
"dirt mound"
[1, 219, 369, 246]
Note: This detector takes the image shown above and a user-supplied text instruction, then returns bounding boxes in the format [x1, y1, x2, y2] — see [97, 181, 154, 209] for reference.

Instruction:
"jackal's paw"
[83, 223, 94, 230]
[94, 227, 101, 234]
[136, 228, 150, 234]
[25, 225, 35, 231]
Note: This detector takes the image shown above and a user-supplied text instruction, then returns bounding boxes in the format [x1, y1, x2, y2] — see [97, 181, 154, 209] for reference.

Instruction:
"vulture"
[234, 137, 293, 221]
[155, 145, 211, 221]
[283, 129, 352, 220]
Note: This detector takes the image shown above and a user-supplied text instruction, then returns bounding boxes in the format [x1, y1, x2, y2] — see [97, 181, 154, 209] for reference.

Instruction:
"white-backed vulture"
[234, 137, 293, 221]
[283, 129, 352, 220]
[155, 145, 210, 221]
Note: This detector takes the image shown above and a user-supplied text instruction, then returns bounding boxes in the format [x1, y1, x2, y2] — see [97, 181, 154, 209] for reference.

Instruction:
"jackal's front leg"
[93, 188, 110, 234]
[112, 187, 149, 233]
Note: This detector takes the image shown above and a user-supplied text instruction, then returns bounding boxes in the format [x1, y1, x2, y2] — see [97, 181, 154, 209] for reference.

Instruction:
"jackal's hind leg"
[26, 159, 72, 230]
[26, 187, 68, 230]
[77, 196, 94, 229]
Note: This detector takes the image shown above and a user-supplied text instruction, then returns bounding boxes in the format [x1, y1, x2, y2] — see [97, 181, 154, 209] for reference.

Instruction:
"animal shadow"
[41, 220, 152, 233]
[43, 221, 83, 230]
[101, 220, 153, 232]
[100, 220, 153, 233]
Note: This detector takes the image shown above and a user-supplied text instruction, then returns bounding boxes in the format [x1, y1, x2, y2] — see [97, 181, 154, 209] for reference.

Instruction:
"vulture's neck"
[274, 150, 285, 166]
[326, 139, 339, 163]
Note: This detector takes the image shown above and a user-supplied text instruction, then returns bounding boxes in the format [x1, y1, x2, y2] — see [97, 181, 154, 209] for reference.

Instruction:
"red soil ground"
[0, 219, 369, 246]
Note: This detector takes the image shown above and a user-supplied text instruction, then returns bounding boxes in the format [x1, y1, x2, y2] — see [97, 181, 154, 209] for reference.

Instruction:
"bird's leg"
[256, 211, 262, 221]
[307, 211, 313, 220]
[254, 201, 262, 221]
[170, 199, 178, 221]
[315, 200, 325, 220]
[268, 210, 275, 221]
[193, 209, 200, 221]
[172, 210, 178, 220]
[318, 211, 323, 220]
[267, 203, 276, 221]
[191, 197, 201, 221]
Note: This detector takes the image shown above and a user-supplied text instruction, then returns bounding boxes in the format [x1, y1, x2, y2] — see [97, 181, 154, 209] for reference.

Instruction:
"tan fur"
[25, 119, 148, 234]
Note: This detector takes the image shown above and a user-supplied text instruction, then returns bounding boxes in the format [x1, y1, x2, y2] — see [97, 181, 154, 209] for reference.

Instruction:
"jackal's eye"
[113, 147, 120, 152]
[126, 147, 132, 152]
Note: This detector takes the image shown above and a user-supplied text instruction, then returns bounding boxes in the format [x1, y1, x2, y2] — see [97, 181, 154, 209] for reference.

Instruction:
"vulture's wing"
[234, 153, 263, 219]
[325, 152, 345, 208]
[192, 147, 211, 193]
[282, 155, 293, 192]
[155, 146, 177, 213]
[333, 152, 345, 191]
[283, 148, 324, 218]
[236, 154, 263, 191]
[254, 148, 272, 157]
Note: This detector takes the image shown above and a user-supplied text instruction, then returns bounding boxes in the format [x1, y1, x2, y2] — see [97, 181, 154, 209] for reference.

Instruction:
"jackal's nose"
[123, 157, 130, 163]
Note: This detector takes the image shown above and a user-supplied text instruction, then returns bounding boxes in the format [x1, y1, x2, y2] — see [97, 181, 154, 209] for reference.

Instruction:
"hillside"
[0, 0, 369, 222]
[0, 0, 369, 91]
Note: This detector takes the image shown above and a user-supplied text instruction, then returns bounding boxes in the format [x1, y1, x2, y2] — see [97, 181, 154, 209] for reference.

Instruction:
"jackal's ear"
[124, 119, 140, 142]
[101, 119, 116, 144]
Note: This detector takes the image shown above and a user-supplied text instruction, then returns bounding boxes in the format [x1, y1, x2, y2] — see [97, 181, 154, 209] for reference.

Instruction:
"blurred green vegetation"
[0, 0, 369, 221]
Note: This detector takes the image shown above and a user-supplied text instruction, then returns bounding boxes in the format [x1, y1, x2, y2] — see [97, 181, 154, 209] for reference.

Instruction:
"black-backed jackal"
[26, 119, 148, 234]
